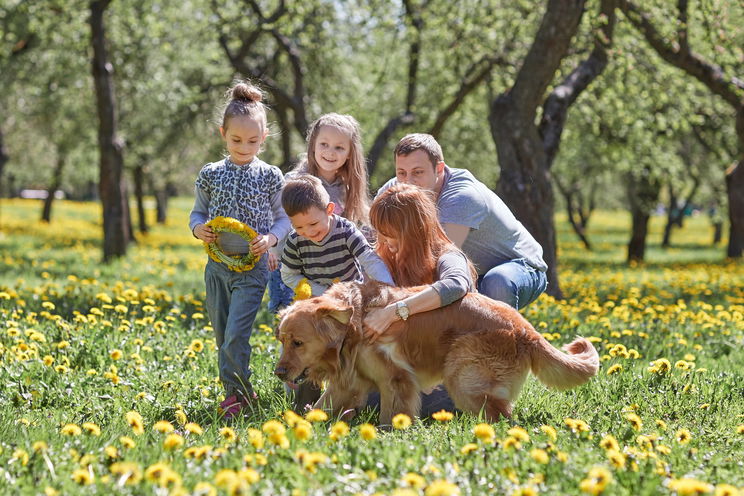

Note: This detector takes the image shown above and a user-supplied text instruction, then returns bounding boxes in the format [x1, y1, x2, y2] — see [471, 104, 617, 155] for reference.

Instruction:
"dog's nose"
[274, 366, 288, 379]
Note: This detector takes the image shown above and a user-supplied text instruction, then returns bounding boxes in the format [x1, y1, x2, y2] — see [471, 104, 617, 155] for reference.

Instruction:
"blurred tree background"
[1, 0, 741, 294]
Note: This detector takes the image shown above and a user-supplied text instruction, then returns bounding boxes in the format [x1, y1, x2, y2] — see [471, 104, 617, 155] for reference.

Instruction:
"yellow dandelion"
[607, 449, 626, 469]
[174, 409, 187, 425]
[676, 428, 692, 444]
[530, 448, 549, 464]
[185, 422, 204, 435]
[624, 413, 643, 431]
[513, 487, 539, 496]
[109, 349, 123, 360]
[32, 441, 48, 453]
[599, 434, 620, 451]
[736, 425, 744, 435]
[119, 436, 136, 449]
[125, 411, 144, 435]
[432, 410, 454, 422]
[247, 428, 264, 449]
[284, 409, 303, 428]
[460, 443, 478, 455]
[648, 358, 671, 374]
[473, 423, 496, 443]
[667, 478, 713, 495]
[424, 480, 460, 496]
[606, 364, 623, 375]
[293, 421, 313, 441]
[359, 423, 377, 441]
[714, 484, 739, 496]
[293, 278, 313, 301]
[401, 472, 426, 488]
[503, 436, 522, 451]
[219, 426, 237, 443]
[193, 482, 217, 496]
[540, 424, 557, 441]
[579, 466, 613, 495]
[163, 433, 185, 450]
[109, 461, 142, 485]
[71, 468, 94, 485]
[60, 423, 82, 436]
[153, 420, 175, 434]
[329, 421, 350, 441]
[262, 419, 286, 436]
[508, 426, 530, 442]
[392, 413, 412, 430]
[656, 419, 668, 430]
[104, 445, 119, 459]
[82, 422, 101, 436]
[305, 409, 329, 422]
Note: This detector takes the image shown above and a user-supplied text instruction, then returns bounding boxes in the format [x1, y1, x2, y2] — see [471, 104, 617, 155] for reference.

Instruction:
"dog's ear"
[317, 303, 353, 325]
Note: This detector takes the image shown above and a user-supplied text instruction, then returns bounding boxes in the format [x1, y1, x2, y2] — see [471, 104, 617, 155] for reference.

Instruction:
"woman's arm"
[363, 286, 442, 343]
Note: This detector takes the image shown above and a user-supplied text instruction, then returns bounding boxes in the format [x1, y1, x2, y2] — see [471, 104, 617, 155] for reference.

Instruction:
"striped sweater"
[281, 215, 393, 296]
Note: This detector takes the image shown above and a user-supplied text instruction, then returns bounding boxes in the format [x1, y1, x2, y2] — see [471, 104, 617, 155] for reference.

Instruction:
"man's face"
[394, 149, 444, 193]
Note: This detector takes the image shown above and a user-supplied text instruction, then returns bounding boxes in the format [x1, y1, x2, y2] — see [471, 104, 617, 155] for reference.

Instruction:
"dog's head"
[273, 286, 363, 388]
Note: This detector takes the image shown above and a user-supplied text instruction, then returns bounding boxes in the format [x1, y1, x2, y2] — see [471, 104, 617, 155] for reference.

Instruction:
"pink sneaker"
[219, 392, 258, 421]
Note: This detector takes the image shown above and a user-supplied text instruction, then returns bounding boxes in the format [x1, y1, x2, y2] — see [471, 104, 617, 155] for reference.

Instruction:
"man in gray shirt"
[377, 133, 547, 309]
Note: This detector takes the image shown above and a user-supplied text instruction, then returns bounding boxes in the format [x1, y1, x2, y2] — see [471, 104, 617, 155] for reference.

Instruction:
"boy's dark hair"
[282, 175, 331, 217]
[393, 133, 444, 168]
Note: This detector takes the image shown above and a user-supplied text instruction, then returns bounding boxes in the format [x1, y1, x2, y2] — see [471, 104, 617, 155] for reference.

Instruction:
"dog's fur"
[274, 281, 599, 425]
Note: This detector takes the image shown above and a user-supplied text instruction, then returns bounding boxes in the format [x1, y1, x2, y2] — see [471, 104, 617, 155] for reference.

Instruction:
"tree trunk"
[628, 210, 650, 263]
[625, 170, 661, 263]
[90, 0, 130, 261]
[0, 127, 8, 195]
[713, 221, 723, 245]
[133, 163, 148, 234]
[155, 187, 168, 224]
[41, 150, 66, 222]
[726, 160, 744, 257]
[661, 184, 677, 248]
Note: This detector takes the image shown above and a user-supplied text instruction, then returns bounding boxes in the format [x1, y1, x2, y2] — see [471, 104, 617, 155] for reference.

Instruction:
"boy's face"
[289, 203, 334, 243]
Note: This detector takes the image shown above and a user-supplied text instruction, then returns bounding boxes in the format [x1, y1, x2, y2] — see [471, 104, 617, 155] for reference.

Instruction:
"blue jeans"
[268, 266, 294, 314]
[205, 258, 268, 398]
[477, 258, 548, 310]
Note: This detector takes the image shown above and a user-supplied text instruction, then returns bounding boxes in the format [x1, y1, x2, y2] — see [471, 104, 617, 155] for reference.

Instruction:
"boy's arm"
[268, 187, 291, 247]
[347, 229, 395, 285]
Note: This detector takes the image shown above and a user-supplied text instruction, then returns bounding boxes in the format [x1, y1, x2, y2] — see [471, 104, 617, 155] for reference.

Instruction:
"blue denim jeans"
[477, 258, 548, 310]
[204, 258, 268, 398]
[268, 265, 294, 314]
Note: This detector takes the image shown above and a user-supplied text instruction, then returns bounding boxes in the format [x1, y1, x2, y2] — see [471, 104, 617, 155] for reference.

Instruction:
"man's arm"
[441, 222, 470, 248]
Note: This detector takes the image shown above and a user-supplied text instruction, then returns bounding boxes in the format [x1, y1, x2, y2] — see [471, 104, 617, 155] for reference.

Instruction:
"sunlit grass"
[0, 198, 742, 495]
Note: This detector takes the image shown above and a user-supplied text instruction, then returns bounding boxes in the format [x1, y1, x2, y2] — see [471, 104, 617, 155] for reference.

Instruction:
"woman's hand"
[193, 224, 216, 243]
[363, 304, 399, 343]
[250, 233, 277, 257]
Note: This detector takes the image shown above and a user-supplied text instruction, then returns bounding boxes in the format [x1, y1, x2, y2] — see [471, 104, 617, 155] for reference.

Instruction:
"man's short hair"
[282, 175, 330, 217]
[393, 133, 444, 168]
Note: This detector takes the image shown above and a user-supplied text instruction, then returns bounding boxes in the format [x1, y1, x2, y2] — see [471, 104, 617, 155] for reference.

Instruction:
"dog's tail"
[530, 336, 599, 390]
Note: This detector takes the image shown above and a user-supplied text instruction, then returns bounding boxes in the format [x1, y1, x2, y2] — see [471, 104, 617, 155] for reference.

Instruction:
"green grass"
[0, 198, 742, 496]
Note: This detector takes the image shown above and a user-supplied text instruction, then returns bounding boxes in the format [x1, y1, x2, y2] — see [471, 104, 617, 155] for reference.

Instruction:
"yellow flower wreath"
[204, 216, 260, 272]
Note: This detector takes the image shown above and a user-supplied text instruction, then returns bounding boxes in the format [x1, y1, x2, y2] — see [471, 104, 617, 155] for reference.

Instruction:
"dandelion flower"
[163, 434, 185, 450]
[247, 428, 264, 449]
[125, 411, 144, 435]
[60, 423, 82, 436]
[109, 349, 123, 360]
[676, 428, 692, 444]
[599, 434, 619, 451]
[393, 413, 412, 430]
[219, 426, 237, 443]
[432, 410, 454, 422]
[119, 436, 136, 449]
[424, 480, 460, 496]
[71, 468, 94, 485]
[359, 423, 377, 441]
[153, 420, 174, 434]
[329, 421, 350, 441]
[293, 421, 313, 441]
[714, 484, 739, 496]
[540, 425, 557, 441]
[109, 461, 142, 485]
[624, 413, 642, 431]
[305, 409, 329, 422]
[401, 472, 426, 489]
[82, 422, 101, 436]
[185, 422, 203, 435]
[174, 409, 187, 425]
[473, 423, 496, 443]
[508, 426, 530, 442]
[262, 419, 286, 436]
[606, 364, 623, 375]
[530, 448, 549, 464]
[579, 466, 612, 495]
[667, 478, 713, 495]
[606, 449, 626, 469]
[283, 409, 303, 428]
[648, 358, 671, 374]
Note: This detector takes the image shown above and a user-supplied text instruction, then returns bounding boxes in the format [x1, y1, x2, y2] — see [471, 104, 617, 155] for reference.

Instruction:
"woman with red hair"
[364, 183, 476, 341]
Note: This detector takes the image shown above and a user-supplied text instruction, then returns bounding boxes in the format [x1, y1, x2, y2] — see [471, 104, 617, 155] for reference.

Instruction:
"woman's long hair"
[371, 184, 474, 286]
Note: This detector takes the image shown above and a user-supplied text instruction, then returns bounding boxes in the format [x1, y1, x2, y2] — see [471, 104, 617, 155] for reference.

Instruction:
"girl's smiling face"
[313, 125, 351, 182]
[220, 115, 267, 165]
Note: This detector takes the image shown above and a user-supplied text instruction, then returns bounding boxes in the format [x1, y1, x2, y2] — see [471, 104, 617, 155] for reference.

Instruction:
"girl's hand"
[267, 251, 279, 271]
[363, 304, 399, 343]
[193, 224, 216, 243]
[250, 233, 276, 257]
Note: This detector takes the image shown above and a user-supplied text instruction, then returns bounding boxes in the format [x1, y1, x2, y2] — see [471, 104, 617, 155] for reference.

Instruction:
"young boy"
[280, 175, 394, 296]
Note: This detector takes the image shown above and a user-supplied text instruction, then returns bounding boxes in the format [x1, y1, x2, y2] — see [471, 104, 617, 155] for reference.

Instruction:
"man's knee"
[479, 270, 518, 307]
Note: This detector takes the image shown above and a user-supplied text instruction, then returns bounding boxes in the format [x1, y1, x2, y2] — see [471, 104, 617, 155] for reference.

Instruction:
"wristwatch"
[395, 300, 410, 321]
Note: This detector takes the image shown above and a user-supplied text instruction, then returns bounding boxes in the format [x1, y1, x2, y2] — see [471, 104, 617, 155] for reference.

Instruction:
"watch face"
[397, 301, 409, 320]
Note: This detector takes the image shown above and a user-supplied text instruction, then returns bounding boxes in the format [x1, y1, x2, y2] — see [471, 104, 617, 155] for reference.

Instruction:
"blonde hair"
[302, 113, 370, 225]
[220, 80, 268, 133]
[371, 184, 476, 286]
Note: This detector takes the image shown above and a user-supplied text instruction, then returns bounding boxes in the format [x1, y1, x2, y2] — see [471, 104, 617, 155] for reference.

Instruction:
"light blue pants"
[268, 265, 294, 314]
[204, 258, 268, 398]
[477, 258, 548, 310]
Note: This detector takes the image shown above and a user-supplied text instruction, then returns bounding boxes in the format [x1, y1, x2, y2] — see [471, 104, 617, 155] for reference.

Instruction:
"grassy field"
[0, 198, 742, 496]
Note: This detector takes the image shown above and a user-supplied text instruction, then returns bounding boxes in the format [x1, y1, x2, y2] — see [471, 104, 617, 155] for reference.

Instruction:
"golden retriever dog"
[274, 281, 599, 425]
